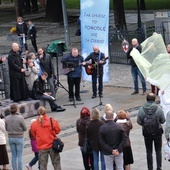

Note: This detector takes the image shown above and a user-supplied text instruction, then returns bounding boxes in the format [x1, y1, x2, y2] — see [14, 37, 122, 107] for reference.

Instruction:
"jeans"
[144, 135, 162, 170]
[104, 153, 123, 170]
[29, 152, 40, 169]
[131, 66, 146, 92]
[67, 77, 81, 98]
[92, 150, 105, 170]
[18, 36, 28, 51]
[8, 137, 24, 170]
[92, 74, 103, 95]
[36, 94, 58, 110]
[39, 148, 61, 170]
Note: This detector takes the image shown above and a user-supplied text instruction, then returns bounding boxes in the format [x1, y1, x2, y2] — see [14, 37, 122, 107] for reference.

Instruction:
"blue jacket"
[61, 53, 84, 77]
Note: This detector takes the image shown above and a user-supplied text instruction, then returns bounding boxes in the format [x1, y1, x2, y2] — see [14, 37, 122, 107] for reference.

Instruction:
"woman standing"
[116, 110, 134, 170]
[0, 114, 9, 170]
[5, 104, 27, 170]
[87, 108, 105, 170]
[76, 107, 94, 170]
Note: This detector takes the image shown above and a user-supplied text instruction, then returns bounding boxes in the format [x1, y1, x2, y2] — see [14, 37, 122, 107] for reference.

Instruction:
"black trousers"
[67, 77, 81, 99]
[92, 74, 103, 95]
[144, 135, 162, 170]
[31, 37, 37, 53]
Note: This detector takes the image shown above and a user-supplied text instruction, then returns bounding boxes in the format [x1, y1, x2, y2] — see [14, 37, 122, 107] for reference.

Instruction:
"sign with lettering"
[81, 0, 109, 82]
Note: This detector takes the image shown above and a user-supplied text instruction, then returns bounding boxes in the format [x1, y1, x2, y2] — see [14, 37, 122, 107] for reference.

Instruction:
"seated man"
[32, 72, 65, 112]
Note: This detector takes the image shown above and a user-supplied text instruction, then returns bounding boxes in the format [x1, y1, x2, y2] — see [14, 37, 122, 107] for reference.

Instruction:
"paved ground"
[0, 3, 169, 170]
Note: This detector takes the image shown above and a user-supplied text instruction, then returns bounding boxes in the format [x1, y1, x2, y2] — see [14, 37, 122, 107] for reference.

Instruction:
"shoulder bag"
[50, 118, 64, 153]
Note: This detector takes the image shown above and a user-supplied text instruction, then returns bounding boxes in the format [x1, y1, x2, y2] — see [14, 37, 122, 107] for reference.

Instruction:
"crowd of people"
[1, 14, 170, 170]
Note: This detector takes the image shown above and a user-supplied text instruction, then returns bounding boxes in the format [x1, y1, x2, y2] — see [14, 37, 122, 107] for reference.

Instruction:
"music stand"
[63, 61, 84, 108]
[92, 61, 105, 111]
[54, 53, 68, 93]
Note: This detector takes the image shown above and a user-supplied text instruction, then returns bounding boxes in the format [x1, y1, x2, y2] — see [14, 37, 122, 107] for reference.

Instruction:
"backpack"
[142, 106, 159, 137]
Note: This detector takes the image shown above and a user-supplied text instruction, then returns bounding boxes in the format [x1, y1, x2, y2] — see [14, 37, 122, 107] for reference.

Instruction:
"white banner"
[81, 0, 110, 82]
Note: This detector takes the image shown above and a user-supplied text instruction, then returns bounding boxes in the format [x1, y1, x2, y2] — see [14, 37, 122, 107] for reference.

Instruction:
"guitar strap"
[98, 52, 101, 62]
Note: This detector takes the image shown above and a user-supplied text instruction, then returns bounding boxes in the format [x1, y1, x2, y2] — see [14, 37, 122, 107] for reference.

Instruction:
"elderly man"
[85, 45, 106, 98]
[127, 38, 147, 95]
[99, 110, 127, 170]
[61, 48, 85, 101]
[8, 43, 29, 102]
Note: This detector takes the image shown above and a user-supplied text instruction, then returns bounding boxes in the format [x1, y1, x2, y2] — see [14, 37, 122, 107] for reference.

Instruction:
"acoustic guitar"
[85, 57, 109, 75]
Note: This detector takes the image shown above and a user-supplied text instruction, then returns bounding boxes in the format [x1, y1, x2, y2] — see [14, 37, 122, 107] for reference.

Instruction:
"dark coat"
[99, 120, 128, 155]
[32, 76, 45, 99]
[8, 50, 29, 101]
[87, 119, 104, 151]
[61, 53, 84, 78]
[76, 116, 90, 147]
[16, 22, 28, 36]
[38, 53, 54, 78]
[85, 51, 106, 75]
[28, 24, 37, 39]
[127, 45, 142, 67]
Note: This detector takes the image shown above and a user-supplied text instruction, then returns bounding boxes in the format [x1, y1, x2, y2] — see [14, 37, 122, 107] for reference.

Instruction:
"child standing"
[26, 119, 40, 170]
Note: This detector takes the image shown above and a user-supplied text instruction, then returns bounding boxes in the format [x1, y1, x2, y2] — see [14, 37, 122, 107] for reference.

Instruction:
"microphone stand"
[92, 59, 105, 110]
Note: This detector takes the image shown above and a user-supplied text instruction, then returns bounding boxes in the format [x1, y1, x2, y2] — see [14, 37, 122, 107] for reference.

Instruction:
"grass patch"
[65, 0, 170, 10]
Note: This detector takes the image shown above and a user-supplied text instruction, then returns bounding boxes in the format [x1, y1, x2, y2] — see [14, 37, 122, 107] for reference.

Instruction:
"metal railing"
[109, 24, 169, 64]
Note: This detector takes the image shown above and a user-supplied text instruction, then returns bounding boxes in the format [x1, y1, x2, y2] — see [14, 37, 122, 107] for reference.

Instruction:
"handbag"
[50, 118, 64, 153]
[81, 123, 92, 154]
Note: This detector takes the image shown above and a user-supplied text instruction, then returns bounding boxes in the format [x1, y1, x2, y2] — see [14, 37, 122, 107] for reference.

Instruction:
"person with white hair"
[85, 45, 106, 98]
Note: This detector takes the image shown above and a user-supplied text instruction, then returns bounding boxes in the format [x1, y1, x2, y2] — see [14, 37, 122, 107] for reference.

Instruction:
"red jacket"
[31, 114, 61, 150]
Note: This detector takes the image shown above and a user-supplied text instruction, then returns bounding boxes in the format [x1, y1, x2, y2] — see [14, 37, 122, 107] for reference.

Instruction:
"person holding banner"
[16, 16, 28, 52]
[85, 45, 106, 98]
[127, 38, 147, 95]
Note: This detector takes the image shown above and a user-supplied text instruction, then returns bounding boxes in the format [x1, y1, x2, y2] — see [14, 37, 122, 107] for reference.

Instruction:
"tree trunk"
[46, 0, 63, 22]
[113, 0, 127, 30]
[15, 0, 23, 17]
[140, 0, 146, 10]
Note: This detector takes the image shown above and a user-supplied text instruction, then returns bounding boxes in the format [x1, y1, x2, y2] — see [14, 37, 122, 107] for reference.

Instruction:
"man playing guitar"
[85, 45, 106, 98]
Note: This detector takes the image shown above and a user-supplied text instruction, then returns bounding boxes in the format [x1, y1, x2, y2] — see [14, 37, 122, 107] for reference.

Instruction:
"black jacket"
[38, 53, 54, 78]
[8, 50, 24, 78]
[28, 25, 37, 39]
[16, 22, 28, 36]
[99, 120, 127, 155]
[85, 51, 106, 75]
[32, 76, 45, 99]
[127, 45, 142, 67]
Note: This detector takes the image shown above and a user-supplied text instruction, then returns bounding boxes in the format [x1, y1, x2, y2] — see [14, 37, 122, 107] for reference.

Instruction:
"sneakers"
[131, 91, 139, 95]
[26, 164, 32, 170]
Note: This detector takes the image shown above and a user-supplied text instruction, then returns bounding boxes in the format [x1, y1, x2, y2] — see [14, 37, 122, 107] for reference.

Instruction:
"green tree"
[140, 0, 146, 10]
[46, 0, 63, 22]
